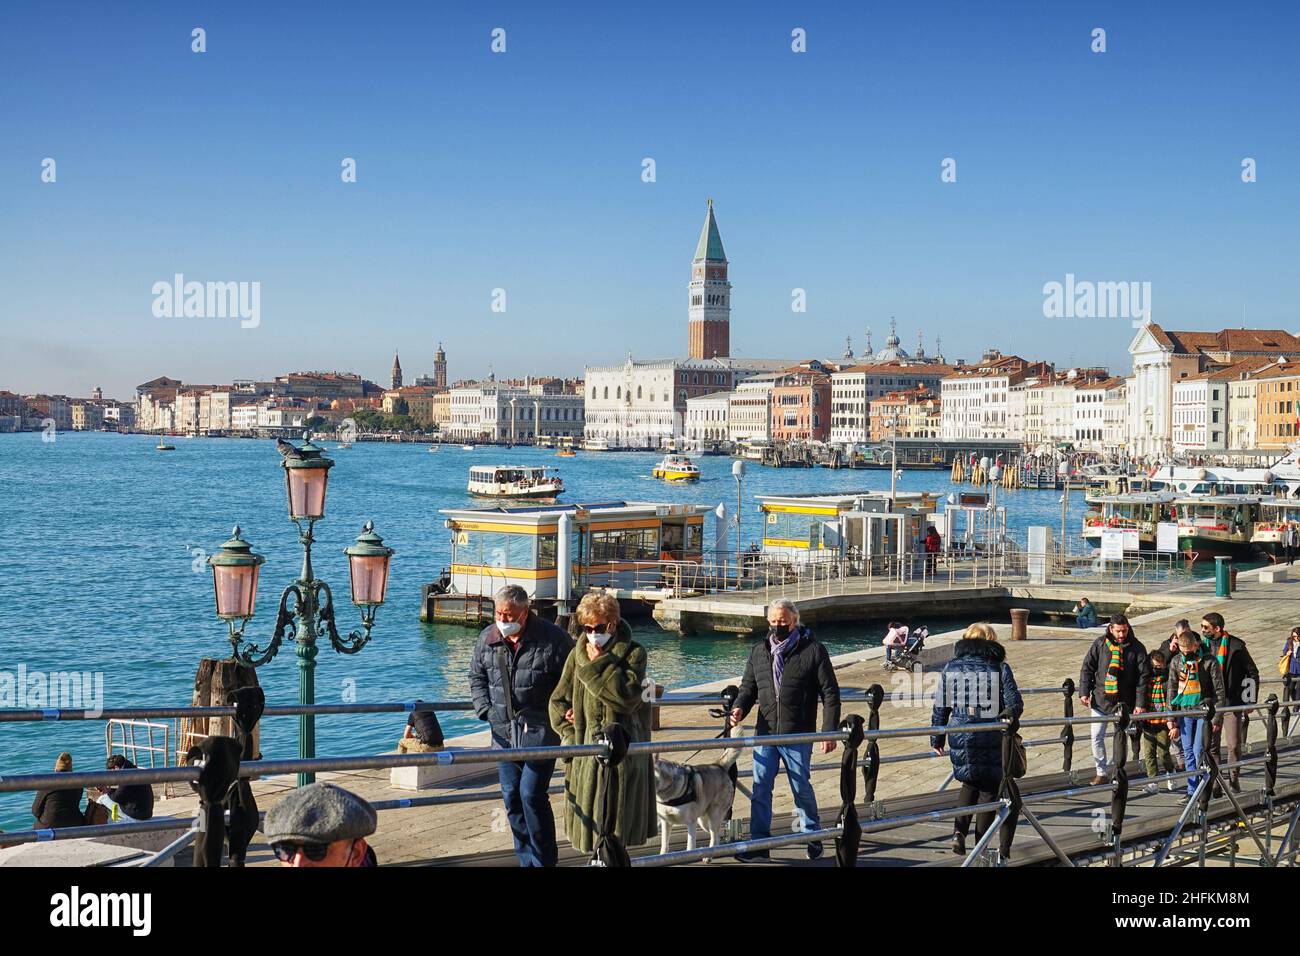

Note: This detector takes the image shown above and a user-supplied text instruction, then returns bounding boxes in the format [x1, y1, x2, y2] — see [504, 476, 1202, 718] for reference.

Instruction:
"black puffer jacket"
[469, 612, 574, 747]
[32, 787, 84, 829]
[1079, 628, 1152, 715]
[733, 626, 841, 735]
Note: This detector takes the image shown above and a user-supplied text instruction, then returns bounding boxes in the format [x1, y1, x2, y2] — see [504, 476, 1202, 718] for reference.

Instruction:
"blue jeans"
[750, 743, 821, 840]
[493, 732, 558, 867]
[1177, 716, 1207, 797]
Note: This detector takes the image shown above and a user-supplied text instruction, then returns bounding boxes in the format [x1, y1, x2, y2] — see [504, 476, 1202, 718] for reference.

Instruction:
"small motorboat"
[652, 454, 700, 482]
[156, 440, 176, 451]
[461, 444, 475, 451]
[428, 444, 440, 453]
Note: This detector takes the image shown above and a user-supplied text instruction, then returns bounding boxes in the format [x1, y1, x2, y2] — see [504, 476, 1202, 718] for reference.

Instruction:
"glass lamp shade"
[348, 553, 391, 605]
[207, 525, 265, 620]
[284, 464, 330, 519]
[213, 562, 261, 619]
[344, 521, 395, 606]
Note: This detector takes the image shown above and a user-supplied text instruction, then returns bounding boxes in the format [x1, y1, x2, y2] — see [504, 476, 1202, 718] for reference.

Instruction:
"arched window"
[637, 386, 642, 399]
[679, 389, 687, 403]
[603, 387, 608, 399]
[617, 386, 622, 400]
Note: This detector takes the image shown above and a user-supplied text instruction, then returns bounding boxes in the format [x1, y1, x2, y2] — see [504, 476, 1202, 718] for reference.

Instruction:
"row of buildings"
[0, 387, 135, 432]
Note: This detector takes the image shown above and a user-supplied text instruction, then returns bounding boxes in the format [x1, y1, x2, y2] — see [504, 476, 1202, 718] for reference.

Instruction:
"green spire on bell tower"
[694, 197, 727, 262]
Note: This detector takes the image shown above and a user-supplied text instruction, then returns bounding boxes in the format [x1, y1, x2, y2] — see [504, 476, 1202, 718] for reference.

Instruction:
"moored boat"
[1250, 496, 1300, 558]
[1174, 495, 1261, 560]
[1081, 492, 1178, 551]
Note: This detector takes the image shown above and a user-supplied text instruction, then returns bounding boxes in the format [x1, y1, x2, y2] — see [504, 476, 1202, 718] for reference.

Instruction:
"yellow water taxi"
[652, 455, 700, 482]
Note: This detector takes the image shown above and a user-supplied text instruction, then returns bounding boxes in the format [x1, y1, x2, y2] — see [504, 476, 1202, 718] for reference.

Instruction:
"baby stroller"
[883, 625, 928, 672]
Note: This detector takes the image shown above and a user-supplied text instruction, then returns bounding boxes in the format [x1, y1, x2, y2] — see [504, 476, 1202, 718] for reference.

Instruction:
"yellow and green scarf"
[1103, 637, 1125, 701]
[1173, 653, 1203, 707]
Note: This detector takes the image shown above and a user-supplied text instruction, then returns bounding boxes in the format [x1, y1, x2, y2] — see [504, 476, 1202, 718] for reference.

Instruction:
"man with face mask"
[1200, 612, 1258, 795]
[469, 585, 574, 866]
[729, 598, 840, 862]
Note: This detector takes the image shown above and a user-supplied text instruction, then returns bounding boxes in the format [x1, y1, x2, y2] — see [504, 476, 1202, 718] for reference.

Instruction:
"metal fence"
[5, 680, 1300, 868]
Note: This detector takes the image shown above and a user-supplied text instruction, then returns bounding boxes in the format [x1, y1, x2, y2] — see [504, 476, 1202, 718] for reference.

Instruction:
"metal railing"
[5, 684, 1300, 868]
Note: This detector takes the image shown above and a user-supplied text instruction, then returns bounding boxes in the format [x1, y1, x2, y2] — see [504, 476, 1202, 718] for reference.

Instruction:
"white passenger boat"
[467, 465, 565, 501]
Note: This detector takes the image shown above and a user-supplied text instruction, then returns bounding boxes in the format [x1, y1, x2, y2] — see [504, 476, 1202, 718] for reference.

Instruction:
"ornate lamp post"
[207, 434, 395, 785]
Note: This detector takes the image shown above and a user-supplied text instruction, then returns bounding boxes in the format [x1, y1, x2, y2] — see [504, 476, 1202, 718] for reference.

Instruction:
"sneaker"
[1089, 773, 1110, 786]
[734, 849, 770, 863]
[806, 841, 824, 861]
[1166, 780, 1176, 793]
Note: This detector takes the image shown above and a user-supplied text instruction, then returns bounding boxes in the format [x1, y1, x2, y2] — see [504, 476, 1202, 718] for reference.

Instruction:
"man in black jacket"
[469, 585, 573, 867]
[729, 598, 840, 862]
[1200, 612, 1259, 793]
[1078, 613, 1151, 785]
[94, 755, 155, 822]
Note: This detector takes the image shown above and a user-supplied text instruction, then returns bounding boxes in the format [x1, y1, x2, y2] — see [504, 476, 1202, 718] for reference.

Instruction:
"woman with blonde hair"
[548, 593, 656, 854]
[930, 621, 1024, 858]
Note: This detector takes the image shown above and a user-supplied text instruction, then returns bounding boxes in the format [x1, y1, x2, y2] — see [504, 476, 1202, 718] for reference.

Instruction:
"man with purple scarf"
[729, 598, 841, 862]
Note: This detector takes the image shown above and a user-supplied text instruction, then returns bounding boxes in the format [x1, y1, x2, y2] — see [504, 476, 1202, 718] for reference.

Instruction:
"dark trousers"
[494, 734, 558, 867]
[1285, 677, 1300, 736]
[954, 779, 1016, 856]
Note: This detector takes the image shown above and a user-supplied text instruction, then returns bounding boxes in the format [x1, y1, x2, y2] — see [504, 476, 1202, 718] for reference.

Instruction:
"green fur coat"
[548, 619, 656, 853]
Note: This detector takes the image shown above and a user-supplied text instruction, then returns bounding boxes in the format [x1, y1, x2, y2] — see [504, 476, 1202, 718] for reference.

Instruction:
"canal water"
[0, 431, 1099, 829]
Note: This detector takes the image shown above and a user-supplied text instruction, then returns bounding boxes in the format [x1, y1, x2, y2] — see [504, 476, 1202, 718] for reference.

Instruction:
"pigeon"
[276, 437, 303, 459]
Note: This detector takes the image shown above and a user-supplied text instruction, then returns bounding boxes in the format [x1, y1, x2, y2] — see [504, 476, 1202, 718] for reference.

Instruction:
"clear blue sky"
[2, 0, 1298, 398]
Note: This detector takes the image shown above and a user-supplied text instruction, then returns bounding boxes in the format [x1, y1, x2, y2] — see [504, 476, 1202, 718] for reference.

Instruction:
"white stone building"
[446, 383, 584, 442]
[685, 391, 732, 443]
[729, 379, 774, 443]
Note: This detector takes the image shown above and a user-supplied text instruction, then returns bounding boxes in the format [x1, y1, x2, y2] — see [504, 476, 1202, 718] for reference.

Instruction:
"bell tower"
[688, 199, 731, 359]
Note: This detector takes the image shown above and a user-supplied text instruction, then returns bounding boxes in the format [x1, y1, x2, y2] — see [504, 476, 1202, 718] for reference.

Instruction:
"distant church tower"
[434, 342, 447, 389]
[391, 352, 403, 390]
[688, 199, 731, 359]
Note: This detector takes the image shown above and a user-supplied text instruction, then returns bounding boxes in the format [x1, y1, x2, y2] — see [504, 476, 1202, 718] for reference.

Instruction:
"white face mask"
[588, 627, 613, 649]
[497, 620, 522, 638]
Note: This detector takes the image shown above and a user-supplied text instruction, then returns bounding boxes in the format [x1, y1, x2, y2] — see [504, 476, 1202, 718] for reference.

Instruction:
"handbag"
[1279, 648, 1293, 678]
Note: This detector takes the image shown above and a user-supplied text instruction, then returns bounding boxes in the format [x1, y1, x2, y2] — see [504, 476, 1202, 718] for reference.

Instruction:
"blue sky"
[2, 0, 1298, 398]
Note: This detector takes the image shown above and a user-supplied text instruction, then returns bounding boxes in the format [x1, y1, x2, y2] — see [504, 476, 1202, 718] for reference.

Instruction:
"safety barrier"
[5, 684, 1300, 868]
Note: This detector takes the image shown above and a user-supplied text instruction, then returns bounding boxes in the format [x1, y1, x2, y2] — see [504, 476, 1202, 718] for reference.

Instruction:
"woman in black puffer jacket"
[930, 623, 1024, 858]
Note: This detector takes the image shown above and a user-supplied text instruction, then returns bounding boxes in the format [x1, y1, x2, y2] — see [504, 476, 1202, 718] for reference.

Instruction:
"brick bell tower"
[688, 199, 731, 359]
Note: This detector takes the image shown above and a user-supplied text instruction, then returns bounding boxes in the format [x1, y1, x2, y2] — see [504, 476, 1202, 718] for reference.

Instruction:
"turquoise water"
[0, 431, 1094, 829]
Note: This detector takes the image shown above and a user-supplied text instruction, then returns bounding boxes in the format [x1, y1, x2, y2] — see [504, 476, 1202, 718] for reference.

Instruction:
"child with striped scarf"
[1142, 648, 1178, 791]
[1168, 629, 1227, 801]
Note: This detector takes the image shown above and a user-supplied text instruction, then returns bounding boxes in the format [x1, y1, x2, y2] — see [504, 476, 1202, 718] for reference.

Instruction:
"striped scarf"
[1216, 634, 1229, 669]
[1103, 637, 1125, 700]
[1173, 654, 1203, 707]
[1149, 671, 1167, 713]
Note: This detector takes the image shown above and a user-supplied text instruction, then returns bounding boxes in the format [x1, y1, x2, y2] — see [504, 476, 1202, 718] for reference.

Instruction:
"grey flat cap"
[263, 783, 377, 845]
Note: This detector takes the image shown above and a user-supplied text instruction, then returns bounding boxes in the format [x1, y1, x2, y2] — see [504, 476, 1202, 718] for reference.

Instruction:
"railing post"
[834, 714, 865, 867]
[1265, 694, 1280, 799]
[1060, 678, 1076, 773]
[861, 684, 884, 806]
[1108, 703, 1131, 867]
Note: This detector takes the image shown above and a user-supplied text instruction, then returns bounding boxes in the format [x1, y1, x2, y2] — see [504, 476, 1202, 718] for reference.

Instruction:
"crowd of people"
[26, 582, 1297, 867]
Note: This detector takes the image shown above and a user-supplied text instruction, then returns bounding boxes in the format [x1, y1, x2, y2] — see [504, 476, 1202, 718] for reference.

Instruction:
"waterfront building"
[431, 390, 451, 429]
[22, 394, 73, 432]
[70, 402, 103, 431]
[272, 371, 367, 400]
[685, 390, 732, 444]
[199, 390, 233, 434]
[1072, 377, 1123, 452]
[383, 385, 442, 426]
[1126, 324, 1300, 458]
[869, 389, 940, 441]
[259, 404, 308, 430]
[940, 353, 1049, 442]
[729, 378, 774, 443]
[230, 401, 261, 432]
[688, 200, 730, 360]
[829, 360, 955, 445]
[770, 364, 832, 443]
[135, 376, 182, 432]
[446, 383, 584, 443]
[1252, 360, 1300, 450]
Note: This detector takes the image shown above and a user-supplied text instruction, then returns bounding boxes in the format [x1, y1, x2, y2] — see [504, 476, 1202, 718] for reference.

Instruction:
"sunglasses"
[581, 624, 611, 634]
[271, 840, 332, 863]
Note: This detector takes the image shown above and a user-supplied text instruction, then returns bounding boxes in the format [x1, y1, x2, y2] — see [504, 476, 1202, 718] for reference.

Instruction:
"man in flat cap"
[263, 782, 378, 867]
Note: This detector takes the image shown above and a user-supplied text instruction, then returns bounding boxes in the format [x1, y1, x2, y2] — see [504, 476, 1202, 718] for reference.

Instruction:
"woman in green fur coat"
[549, 592, 657, 854]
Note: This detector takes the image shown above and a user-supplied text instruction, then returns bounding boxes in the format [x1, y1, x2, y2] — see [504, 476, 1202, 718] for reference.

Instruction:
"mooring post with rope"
[835, 714, 865, 867]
